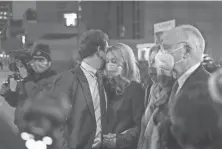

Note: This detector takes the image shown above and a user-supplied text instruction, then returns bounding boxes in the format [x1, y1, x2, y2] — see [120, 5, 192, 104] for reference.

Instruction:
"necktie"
[168, 80, 179, 108]
[96, 71, 108, 134]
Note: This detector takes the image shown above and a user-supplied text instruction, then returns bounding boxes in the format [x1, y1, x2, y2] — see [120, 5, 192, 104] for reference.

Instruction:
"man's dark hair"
[170, 82, 222, 149]
[79, 29, 109, 59]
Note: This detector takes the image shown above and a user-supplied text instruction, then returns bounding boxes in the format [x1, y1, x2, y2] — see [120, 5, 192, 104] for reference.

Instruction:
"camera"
[2, 73, 23, 86]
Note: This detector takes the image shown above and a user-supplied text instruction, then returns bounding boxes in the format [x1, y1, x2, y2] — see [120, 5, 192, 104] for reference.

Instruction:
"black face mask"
[148, 67, 157, 83]
[157, 74, 175, 88]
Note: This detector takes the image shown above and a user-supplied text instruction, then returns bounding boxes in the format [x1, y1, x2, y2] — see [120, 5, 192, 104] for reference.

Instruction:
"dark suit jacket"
[107, 81, 145, 149]
[168, 65, 211, 149]
[51, 66, 108, 149]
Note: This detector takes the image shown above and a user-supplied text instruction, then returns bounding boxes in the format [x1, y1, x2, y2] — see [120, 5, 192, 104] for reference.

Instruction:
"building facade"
[35, 1, 222, 60]
[36, 1, 78, 23]
[4, 1, 221, 60]
[0, 1, 12, 37]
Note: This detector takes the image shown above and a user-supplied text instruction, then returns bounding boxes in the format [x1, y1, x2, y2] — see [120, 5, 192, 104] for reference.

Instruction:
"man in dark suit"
[170, 82, 222, 149]
[50, 29, 109, 149]
[154, 24, 211, 148]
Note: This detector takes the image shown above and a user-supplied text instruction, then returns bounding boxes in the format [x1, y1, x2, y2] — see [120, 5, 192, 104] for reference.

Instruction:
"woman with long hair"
[103, 43, 145, 149]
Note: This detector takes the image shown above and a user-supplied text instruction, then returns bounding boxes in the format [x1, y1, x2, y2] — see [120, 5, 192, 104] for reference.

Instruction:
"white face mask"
[155, 46, 184, 72]
[106, 63, 123, 78]
[31, 62, 51, 73]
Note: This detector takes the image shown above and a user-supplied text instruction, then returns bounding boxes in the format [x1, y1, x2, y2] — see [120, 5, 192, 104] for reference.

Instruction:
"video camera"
[7, 49, 32, 78]
[1, 73, 23, 86]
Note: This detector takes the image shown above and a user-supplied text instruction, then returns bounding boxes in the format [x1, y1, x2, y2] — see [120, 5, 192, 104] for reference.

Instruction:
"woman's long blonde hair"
[107, 43, 140, 83]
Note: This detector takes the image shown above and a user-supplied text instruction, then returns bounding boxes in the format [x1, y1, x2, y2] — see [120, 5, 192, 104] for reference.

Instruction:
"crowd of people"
[0, 24, 222, 149]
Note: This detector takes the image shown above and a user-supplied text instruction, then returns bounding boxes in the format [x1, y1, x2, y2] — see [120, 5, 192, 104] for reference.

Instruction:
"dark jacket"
[167, 65, 211, 149]
[0, 115, 26, 149]
[2, 69, 57, 131]
[50, 66, 108, 149]
[106, 81, 145, 149]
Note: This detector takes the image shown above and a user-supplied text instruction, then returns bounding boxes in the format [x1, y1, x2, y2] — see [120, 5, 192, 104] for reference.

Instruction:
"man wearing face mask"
[29, 43, 57, 95]
[155, 25, 211, 149]
[45, 29, 109, 149]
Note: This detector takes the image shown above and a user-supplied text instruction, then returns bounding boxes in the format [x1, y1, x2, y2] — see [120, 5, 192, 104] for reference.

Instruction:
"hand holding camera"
[0, 73, 21, 96]
[0, 83, 10, 95]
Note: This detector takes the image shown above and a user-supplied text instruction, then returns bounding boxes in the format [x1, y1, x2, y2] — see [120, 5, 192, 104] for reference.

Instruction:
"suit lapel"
[73, 66, 95, 119]
[177, 65, 209, 96]
[169, 65, 208, 109]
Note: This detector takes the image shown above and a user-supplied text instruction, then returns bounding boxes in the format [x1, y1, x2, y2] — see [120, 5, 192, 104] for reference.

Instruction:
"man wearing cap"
[30, 43, 57, 84]
[154, 25, 211, 149]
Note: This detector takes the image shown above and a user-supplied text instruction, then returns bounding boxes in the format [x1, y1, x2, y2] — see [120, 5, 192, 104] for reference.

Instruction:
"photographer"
[29, 43, 57, 97]
[0, 44, 56, 132]
[0, 50, 35, 132]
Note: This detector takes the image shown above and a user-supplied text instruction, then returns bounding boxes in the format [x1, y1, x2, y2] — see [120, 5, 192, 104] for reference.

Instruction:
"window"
[24, 9, 37, 21]
[132, 1, 141, 39]
[64, 13, 77, 27]
[116, 4, 120, 36]
[116, 2, 125, 38]
[0, 19, 7, 26]
[56, 2, 68, 9]
[41, 33, 78, 40]
[21, 35, 26, 44]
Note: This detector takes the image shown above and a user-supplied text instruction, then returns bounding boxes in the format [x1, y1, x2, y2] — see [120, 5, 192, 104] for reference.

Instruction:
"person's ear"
[96, 46, 102, 56]
[183, 44, 191, 59]
[48, 61, 52, 67]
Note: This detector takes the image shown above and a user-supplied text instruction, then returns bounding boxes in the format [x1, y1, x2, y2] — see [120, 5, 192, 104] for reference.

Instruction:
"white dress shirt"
[176, 62, 201, 94]
[80, 62, 102, 148]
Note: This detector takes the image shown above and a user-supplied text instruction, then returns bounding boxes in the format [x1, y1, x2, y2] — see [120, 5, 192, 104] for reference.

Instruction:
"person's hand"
[0, 83, 10, 95]
[103, 133, 116, 148]
[9, 78, 17, 92]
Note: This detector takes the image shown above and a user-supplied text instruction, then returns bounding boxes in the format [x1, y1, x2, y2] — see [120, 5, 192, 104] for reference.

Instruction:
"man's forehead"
[161, 27, 187, 46]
